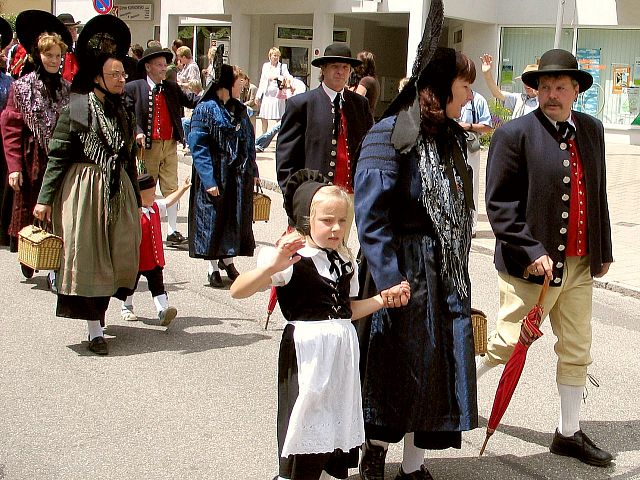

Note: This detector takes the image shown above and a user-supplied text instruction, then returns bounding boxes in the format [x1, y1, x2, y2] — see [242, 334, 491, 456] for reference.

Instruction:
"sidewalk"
[222, 131, 640, 297]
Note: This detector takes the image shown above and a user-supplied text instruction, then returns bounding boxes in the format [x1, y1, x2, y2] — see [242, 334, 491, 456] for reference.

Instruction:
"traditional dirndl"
[278, 319, 363, 479]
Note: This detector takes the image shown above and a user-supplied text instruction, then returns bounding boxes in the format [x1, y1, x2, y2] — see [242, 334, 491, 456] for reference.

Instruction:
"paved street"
[1, 144, 639, 479]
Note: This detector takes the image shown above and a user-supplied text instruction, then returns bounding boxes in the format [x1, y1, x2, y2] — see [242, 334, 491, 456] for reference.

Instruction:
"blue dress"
[188, 97, 257, 259]
[354, 115, 478, 448]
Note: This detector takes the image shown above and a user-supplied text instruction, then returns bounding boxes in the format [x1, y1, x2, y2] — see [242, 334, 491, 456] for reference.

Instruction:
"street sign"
[93, 0, 114, 15]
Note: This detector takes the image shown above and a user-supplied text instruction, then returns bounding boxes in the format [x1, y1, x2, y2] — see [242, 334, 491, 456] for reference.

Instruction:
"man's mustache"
[543, 100, 562, 107]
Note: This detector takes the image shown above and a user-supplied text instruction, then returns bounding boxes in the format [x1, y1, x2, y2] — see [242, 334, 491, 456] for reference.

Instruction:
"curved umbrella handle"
[537, 275, 551, 305]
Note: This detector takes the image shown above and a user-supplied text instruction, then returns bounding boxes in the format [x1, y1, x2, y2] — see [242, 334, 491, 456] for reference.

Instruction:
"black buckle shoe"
[218, 260, 240, 280]
[208, 271, 224, 288]
[395, 465, 433, 480]
[166, 231, 188, 245]
[360, 439, 387, 480]
[550, 429, 613, 467]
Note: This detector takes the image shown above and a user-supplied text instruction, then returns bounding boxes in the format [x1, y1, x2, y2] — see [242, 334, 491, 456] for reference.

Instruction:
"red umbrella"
[479, 275, 551, 456]
[264, 227, 294, 329]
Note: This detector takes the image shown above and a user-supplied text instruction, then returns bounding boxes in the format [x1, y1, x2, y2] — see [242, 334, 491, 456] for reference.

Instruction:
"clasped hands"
[379, 281, 411, 308]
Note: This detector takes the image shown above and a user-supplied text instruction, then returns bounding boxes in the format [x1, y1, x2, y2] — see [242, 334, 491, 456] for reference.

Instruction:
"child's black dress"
[258, 245, 363, 480]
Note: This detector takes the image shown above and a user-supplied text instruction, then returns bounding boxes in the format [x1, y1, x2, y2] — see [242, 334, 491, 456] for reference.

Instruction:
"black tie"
[333, 94, 341, 138]
[322, 248, 346, 279]
[153, 83, 163, 94]
[557, 121, 575, 142]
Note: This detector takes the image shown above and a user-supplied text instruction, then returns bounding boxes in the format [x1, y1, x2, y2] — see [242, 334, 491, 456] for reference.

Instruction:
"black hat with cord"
[521, 48, 593, 93]
[57, 13, 81, 27]
[0, 17, 12, 50]
[15, 10, 72, 56]
[137, 45, 173, 74]
[283, 169, 331, 233]
[311, 43, 362, 68]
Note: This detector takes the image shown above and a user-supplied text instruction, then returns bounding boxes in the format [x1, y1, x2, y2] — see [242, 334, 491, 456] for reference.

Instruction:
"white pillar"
[406, 0, 432, 77]
[311, 12, 334, 89]
[230, 14, 251, 71]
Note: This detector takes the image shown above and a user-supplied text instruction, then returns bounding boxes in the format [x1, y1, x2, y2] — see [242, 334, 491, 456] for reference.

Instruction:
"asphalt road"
[1, 181, 639, 480]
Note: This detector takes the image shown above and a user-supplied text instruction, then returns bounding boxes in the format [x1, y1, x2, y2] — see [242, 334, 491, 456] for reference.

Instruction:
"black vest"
[276, 256, 353, 321]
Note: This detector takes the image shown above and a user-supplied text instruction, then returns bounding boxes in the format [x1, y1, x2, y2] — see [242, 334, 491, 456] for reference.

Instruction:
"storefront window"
[576, 28, 640, 125]
[499, 27, 573, 93]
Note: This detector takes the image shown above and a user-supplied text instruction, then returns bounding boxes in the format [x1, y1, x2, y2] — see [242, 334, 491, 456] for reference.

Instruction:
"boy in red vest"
[121, 174, 191, 326]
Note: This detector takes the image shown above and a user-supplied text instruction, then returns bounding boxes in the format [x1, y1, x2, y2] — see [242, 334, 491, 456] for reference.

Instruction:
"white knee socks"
[153, 293, 169, 314]
[87, 320, 103, 340]
[166, 203, 178, 235]
[402, 432, 425, 474]
[476, 356, 495, 380]
[122, 295, 134, 311]
[208, 260, 219, 275]
[558, 383, 582, 436]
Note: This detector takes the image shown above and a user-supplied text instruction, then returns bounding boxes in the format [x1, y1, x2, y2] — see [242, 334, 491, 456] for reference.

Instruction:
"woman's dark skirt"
[359, 233, 478, 449]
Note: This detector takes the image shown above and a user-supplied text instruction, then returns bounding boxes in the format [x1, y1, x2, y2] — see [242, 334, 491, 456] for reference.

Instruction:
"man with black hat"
[125, 46, 199, 245]
[478, 48, 614, 467]
[276, 42, 373, 237]
[57, 13, 80, 81]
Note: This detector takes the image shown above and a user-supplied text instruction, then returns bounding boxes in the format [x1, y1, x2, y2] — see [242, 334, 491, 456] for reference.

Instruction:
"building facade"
[49, 0, 640, 142]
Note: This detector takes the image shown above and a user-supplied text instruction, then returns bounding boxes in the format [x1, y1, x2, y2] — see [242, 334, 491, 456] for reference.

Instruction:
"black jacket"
[276, 86, 373, 190]
[124, 78, 199, 149]
[486, 108, 613, 285]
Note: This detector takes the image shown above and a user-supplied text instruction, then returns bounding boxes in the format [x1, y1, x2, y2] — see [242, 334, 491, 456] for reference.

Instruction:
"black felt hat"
[0, 17, 12, 50]
[57, 13, 81, 27]
[16, 10, 72, 54]
[283, 170, 330, 233]
[138, 46, 173, 69]
[521, 49, 593, 93]
[137, 173, 156, 191]
[311, 43, 362, 68]
[71, 15, 131, 94]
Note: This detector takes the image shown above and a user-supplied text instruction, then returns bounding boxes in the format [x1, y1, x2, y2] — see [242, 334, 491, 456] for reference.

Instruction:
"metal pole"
[554, 0, 566, 48]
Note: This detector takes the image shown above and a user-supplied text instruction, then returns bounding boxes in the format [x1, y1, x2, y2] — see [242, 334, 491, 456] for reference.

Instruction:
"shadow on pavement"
[67, 317, 271, 356]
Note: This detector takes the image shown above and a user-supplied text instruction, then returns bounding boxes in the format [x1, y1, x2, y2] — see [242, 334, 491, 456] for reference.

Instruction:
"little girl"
[231, 170, 410, 480]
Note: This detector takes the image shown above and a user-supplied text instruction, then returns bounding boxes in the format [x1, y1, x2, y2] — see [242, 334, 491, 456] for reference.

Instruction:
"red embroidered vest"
[333, 111, 352, 193]
[139, 203, 166, 271]
[565, 139, 588, 257]
[152, 91, 173, 140]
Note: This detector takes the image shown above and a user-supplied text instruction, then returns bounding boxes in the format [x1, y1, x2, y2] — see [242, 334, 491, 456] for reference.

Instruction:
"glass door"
[278, 45, 310, 87]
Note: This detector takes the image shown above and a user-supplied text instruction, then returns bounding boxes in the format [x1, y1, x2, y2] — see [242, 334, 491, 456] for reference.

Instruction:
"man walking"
[125, 46, 199, 245]
[479, 48, 613, 467]
[276, 43, 373, 230]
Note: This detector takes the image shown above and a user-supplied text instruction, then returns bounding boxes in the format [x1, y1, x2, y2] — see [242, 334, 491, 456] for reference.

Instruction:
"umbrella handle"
[479, 428, 494, 456]
[537, 275, 551, 305]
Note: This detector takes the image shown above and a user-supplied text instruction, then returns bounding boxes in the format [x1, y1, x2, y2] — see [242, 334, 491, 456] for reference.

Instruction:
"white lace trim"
[281, 319, 365, 456]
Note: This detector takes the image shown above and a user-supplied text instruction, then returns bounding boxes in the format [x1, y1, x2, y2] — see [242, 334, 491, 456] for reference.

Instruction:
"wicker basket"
[17, 224, 63, 271]
[471, 308, 488, 356]
[253, 185, 271, 222]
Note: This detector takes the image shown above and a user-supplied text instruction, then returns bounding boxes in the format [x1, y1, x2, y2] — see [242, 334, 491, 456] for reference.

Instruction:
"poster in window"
[576, 48, 601, 116]
[612, 64, 631, 94]
[634, 58, 640, 87]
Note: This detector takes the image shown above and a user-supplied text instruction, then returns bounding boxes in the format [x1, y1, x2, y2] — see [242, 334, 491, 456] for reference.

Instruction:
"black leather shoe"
[20, 264, 34, 279]
[550, 429, 613, 467]
[360, 439, 387, 480]
[208, 271, 224, 288]
[88, 336, 109, 355]
[395, 465, 434, 480]
[166, 231, 188, 245]
[218, 260, 240, 280]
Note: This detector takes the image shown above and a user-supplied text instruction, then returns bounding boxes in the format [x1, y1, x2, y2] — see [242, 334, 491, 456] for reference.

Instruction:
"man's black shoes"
[550, 429, 613, 467]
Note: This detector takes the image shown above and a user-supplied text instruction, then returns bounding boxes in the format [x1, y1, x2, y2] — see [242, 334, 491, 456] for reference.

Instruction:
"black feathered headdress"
[199, 44, 236, 103]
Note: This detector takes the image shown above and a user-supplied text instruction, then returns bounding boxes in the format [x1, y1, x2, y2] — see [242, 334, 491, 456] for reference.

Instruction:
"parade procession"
[1, 0, 640, 479]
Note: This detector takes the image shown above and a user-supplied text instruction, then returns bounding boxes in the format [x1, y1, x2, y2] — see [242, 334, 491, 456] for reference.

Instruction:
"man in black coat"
[276, 43, 373, 237]
[479, 49, 613, 467]
[125, 46, 199, 245]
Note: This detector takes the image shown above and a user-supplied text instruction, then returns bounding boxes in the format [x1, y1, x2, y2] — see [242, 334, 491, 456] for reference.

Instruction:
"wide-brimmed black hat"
[521, 49, 593, 93]
[16, 10, 72, 54]
[283, 169, 330, 232]
[138, 46, 173, 68]
[0, 17, 12, 50]
[71, 15, 131, 94]
[57, 13, 81, 27]
[311, 43, 362, 68]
